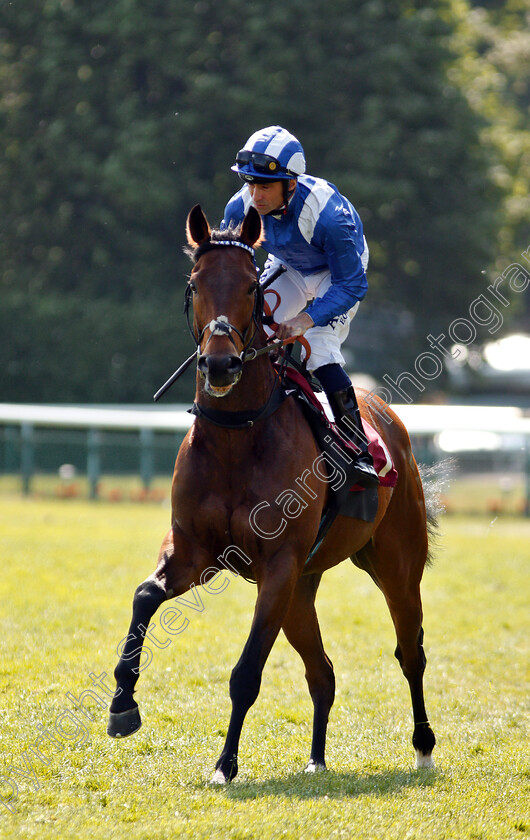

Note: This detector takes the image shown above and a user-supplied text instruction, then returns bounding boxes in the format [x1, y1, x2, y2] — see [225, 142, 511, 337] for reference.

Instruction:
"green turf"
[0, 498, 528, 839]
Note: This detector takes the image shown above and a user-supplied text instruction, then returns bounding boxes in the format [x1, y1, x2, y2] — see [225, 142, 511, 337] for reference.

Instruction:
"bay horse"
[107, 204, 437, 783]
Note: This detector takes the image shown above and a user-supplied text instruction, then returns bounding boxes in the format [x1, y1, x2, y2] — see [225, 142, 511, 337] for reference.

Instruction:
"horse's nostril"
[198, 354, 242, 385]
[227, 356, 243, 375]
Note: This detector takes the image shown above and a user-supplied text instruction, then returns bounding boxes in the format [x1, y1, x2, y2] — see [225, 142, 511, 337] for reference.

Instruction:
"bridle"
[184, 239, 277, 366]
[153, 237, 294, 416]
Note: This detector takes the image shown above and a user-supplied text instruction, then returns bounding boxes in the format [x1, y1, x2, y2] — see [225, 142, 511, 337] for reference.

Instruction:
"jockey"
[222, 125, 378, 489]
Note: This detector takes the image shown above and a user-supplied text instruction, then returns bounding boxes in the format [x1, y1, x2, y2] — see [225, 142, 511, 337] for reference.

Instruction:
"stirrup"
[349, 457, 379, 489]
[328, 387, 379, 488]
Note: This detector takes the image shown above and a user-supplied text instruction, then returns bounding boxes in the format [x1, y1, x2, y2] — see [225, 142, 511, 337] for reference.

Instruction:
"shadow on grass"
[219, 768, 437, 801]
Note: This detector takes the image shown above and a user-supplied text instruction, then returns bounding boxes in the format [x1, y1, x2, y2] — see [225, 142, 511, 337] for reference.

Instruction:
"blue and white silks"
[222, 174, 369, 328]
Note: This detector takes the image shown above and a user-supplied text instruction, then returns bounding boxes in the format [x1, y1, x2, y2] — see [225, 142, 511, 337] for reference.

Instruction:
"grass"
[441, 472, 528, 516]
[0, 496, 528, 839]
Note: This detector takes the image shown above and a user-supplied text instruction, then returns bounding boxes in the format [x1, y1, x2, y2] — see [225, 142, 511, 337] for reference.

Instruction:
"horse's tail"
[417, 458, 455, 566]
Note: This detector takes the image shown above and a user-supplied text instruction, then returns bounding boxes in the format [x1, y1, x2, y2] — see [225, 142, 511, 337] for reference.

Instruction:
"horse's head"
[186, 204, 264, 398]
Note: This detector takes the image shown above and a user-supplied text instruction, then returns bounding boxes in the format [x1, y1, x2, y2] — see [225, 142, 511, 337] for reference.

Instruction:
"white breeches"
[262, 255, 365, 372]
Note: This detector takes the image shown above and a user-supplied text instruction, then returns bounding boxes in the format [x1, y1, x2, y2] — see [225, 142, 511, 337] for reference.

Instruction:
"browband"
[193, 239, 255, 263]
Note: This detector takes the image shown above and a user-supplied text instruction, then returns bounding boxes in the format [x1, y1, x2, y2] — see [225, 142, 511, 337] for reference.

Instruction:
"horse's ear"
[186, 204, 211, 247]
[240, 206, 263, 248]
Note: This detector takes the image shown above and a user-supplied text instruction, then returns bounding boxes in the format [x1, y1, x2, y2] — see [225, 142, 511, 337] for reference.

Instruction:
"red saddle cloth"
[282, 367, 398, 490]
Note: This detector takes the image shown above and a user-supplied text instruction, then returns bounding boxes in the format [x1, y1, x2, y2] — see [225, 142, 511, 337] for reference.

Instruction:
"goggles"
[235, 150, 285, 176]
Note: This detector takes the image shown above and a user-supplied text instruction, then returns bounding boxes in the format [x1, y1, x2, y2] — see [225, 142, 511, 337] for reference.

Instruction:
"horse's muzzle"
[198, 353, 243, 393]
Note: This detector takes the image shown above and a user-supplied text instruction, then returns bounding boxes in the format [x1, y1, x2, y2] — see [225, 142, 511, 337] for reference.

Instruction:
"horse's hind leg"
[355, 539, 436, 769]
[389, 591, 436, 767]
[281, 574, 335, 772]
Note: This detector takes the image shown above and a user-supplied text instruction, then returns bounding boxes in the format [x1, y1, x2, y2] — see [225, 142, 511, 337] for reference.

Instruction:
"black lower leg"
[110, 578, 167, 714]
[395, 627, 436, 757]
[308, 663, 335, 766]
[215, 649, 263, 781]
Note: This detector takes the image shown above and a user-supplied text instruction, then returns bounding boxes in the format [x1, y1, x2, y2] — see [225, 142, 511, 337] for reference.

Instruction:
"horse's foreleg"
[281, 574, 335, 772]
[211, 558, 298, 784]
[107, 528, 199, 738]
[107, 574, 167, 736]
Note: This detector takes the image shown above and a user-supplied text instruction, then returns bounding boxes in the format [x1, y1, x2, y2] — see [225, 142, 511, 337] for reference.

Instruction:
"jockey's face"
[247, 179, 296, 215]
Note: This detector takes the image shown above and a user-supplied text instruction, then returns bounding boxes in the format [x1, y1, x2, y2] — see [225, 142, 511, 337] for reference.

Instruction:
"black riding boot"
[327, 386, 379, 488]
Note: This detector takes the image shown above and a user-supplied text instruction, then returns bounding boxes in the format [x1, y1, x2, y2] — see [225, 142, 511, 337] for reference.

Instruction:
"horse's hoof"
[107, 707, 142, 738]
[210, 769, 228, 785]
[304, 760, 326, 773]
[415, 750, 435, 769]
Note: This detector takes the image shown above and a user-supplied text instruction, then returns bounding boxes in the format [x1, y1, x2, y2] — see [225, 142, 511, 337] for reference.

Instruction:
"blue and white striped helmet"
[232, 126, 306, 182]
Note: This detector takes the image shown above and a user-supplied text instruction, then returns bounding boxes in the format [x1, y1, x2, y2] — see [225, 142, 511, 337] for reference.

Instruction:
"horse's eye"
[248, 282, 258, 295]
[188, 281, 197, 293]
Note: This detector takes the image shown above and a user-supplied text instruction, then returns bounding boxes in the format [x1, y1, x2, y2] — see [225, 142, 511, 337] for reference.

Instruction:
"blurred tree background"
[1, 0, 528, 403]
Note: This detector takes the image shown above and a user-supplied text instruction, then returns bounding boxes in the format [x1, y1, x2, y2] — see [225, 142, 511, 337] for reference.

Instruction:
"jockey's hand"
[275, 312, 314, 341]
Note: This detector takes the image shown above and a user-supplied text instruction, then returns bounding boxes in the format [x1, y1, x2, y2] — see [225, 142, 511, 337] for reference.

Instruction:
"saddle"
[277, 364, 398, 554]
[265, 285, 397, 518]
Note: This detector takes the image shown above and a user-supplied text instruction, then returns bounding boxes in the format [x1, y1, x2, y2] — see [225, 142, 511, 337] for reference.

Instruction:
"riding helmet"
[232, 126, 306, 183]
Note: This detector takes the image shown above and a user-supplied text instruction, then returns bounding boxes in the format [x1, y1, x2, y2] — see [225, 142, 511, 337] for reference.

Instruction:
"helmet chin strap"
[266, 180, 297, 217]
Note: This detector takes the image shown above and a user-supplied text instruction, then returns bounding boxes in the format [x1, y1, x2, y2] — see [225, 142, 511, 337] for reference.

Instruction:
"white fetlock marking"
[210, 769, 228, 785]
[415, 750, 435, 769]
[305, 761, 326, 774]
